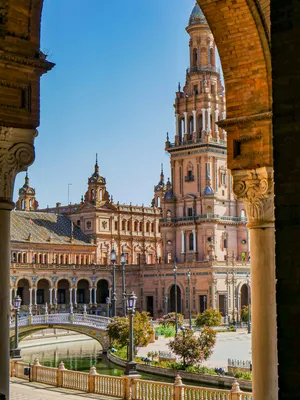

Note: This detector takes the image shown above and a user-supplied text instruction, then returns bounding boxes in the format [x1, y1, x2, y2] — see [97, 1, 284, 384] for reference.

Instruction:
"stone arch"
[17, 278, 31, 306]
[15, 276, 33, 288]
[55, 276, 73, 288]
[76, 278, 90, 304]
[241, 283, 249, 308]
[37, 278, 51, 304]
[35, 276, 53, 288]
[76, 276, 93, 288]
[57, 278, 70, 304]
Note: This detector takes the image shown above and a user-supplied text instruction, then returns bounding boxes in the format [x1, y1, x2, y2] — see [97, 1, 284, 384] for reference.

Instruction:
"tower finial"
[178, 82, 181, 92]
[160, 163, 164, 184]
[166, 132, 169, 142]
[94, 153, 99, 175]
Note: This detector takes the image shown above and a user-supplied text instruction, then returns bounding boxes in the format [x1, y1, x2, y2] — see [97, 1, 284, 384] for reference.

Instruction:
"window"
[115, 221, 118, 230]
[193, 48, 197, 66]
[193, 85, 198, 95]
[58, 289, 66, 304]
[77, 220, 80, 226]
[224, 239, 228, 249]
[122, 220, 126, 231]
[37, 289, 44, 305]
[241, 210, 246, 218]
[77, 289, 85, 303]
[188, 208, 193, 217]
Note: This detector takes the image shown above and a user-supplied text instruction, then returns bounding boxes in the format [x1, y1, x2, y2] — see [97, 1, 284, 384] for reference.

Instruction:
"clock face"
[90, 179, 94, 183]
[156, 187, 161, 191]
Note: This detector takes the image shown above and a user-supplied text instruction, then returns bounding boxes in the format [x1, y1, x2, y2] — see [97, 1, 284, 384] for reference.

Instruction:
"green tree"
[195, 309, 222, 327]
[168, 327, 217, 367]
[158, 312, 184, 328]
[107, 312, 154, 349]
[240, 305, 249, 323]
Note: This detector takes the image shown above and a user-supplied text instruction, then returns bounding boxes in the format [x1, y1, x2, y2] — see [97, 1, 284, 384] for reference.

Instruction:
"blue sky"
[14, 0, 197, 208]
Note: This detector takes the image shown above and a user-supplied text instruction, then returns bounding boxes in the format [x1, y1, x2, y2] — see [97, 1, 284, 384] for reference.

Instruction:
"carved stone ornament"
[0, 127, 37, 202]
[231, 167, 274, 229]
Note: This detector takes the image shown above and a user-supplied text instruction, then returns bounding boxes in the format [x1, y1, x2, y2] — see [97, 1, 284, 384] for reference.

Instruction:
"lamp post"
[173, 263, 178, 336]
[106, 297, 111, 318]
[120, 252, 126, 317]
[247, 273, 251, 334]
[203, 295, 207, 312]
[125, 291, 137, 375]
[163, 296, 168, 315]
[110, 248, 117, 317]
[10, 295, 22, 359]
[224, 295, 227, 324]
[187, 269, 192, 329]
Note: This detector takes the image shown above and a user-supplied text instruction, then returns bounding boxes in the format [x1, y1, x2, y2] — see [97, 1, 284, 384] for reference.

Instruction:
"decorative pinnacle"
[166, 132, 169, 141]
[94, 153, 99, 174]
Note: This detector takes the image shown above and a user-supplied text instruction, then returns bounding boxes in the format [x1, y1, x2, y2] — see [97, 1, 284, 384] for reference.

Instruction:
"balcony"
[160, 214, 248, 224]
[186, 65, 220, 74]
[185, 175, 195, 182]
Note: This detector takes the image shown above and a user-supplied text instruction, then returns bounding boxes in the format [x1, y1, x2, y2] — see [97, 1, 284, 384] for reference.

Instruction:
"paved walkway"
[10, 378, 119, 400]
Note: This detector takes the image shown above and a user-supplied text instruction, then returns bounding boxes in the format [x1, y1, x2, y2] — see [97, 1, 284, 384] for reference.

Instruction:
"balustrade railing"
[10, 360, 252, 400]
[160, 214, 247, 224]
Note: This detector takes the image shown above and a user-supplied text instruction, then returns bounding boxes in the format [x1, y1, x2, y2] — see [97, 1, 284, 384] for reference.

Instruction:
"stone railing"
[10, 313, 111, 331]
[10, 359, 252, 400]
[160, 214, 247, 224]
[228, 359, 252, 375]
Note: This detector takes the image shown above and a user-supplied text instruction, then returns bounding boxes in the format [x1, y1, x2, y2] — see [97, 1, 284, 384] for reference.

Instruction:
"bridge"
[10, 313, 111, 350]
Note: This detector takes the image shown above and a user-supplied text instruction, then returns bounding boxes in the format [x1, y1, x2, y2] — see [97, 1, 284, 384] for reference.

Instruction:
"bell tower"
[15, 172, 39, 211]
[159, 3, 248, 264]
[84, 154, 110, 205]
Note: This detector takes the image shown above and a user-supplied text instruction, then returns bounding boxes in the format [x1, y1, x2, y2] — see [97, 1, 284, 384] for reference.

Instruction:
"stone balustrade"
[10, 359, 252, 400]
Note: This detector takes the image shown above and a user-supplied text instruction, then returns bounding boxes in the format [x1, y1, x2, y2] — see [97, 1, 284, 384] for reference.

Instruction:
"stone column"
[10, 289, 12, 307]
[181, 231, 185, 253]
[93, 288, 97, 306]
[232, 167, 278, 399]
[33, 287, 37, 306]
[0, 129, 37, 398]
[192, 110, 197, 134]
[183, 112, 188, 135]
[207, 107, 211, 132]
[193, 229, 196, 252]
[175, 114, 180, 137]
[74, 288, 77, 305]
[201, 108, 206, 132]
[69, 288, 73, 305]
[14, 288, 17, 297]
[49, 288, 53, 306]
[29, 288, 33, 306]
[89, 288, 93, 305]
[215, 108, 219, 138]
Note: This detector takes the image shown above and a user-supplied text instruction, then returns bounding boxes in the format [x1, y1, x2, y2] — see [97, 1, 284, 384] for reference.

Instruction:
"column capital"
[231, 167, 274, 229]
[0, 127, 37, 201]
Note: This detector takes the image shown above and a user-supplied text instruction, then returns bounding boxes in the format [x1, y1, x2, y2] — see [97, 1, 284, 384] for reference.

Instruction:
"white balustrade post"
[181, 231, 185, 253]
[9, 289, 12, 306]
[183, 112, 188, 135]
[29, 288, 32, 307]
[14, 288, 17, 297]
[49, 288, 53, 306]
[89, 288, 92, 305]
[201, 108, 206, 132]
[93, 288, 97, 306]
[74, 288, 77, 305]
[69, 288, 73, 305]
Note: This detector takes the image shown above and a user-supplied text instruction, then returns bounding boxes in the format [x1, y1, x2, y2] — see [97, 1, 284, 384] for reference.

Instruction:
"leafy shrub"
[195, 309, 222, 327]
[158, 312, 184, 328]
[228, 325, 236, 332]
[185, 365, 218, 375]
[155, 325, 175, 338]
[233, 369, 252, 380]
[240, 305, 249, 323]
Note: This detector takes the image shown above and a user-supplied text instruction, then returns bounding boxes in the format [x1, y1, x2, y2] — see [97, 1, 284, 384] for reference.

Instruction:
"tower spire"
[160, 163, 164, 183]
[94, 153, 99, 175]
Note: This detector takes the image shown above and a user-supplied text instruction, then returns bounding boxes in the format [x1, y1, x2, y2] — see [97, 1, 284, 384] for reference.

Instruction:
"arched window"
[122, 220, 126, 231]
[146, 222, 150, 232]
[12, 252, 16, 262]
[76, 255, 80, 264]
[210, 47, 215, 66]
[134, 221, 138, 231]
[21, 199, 25, 210]
[166, 210, 172, 221]
[127, 220, 131, 231]
[22, 253, 26, 263]
[39, 254, 43, 264]
[189, 232, 194, 251]
[224, 239, 228, 249]
[157, 196, 160, 207]
[193, 48, 197, 67]
[198, 115, 203, 136]
[241, 209, 246, 218]
[91, 189, 94, 199]
[59, 255, 63, 264]
[180, 119, 184, 137]
[151, 223, 155, 233]
[139, 221, 143, 231]
[99, 189, 103, 201]
[189, 117, 193, 135]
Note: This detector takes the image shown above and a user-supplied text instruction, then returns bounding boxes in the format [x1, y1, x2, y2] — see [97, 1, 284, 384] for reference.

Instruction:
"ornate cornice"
[0, 51, 55, 73]
[217, 111, 272, 129]
[231, 167, 274, 229]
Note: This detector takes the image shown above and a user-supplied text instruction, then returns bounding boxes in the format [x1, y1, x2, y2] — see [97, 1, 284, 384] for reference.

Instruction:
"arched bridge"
[10, 313, 111, 350]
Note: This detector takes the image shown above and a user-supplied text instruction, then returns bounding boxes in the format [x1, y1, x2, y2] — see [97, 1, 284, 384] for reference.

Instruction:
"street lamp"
[224, 295, 227, 324]
[187, 269, 192, 329]
[203, 295, 207, 312]
[247, 273, 251, 334]
[10, 295, 22, 359]
[120, 252, 126, 317]
[163, 296, 168, 315]
[125, 291, 137, 375]
[173, 263, 178, 336]
[106, 297, 111, 318]
[110, 248, 117, 317]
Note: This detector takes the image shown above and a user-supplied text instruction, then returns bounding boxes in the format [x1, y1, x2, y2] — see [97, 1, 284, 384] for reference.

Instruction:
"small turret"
[84, 154, 111, 205]
[15, 171, 39, 211]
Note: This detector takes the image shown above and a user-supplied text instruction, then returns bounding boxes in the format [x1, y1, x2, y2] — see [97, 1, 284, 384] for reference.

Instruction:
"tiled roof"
[11, 211, 93, 246]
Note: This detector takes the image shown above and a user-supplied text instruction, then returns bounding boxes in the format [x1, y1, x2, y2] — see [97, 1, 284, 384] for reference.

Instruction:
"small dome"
[204, 186, 214, 195]
[165, 191, 174, 200]
[189, 3, 207, 25]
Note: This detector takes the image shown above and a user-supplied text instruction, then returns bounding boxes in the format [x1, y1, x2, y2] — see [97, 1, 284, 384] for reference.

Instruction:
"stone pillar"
[175, 114, 180, 137]
[29, 288, 33, 306]
[69, 288, 73, 305]
[10, 289, 12, 307]
[192, 229, 196, 252]
[215, 108, 219, 138]
[93, 288, 97, 306]
[192, 110, 197, 134]
[0, 128, 36, 399]
[74, 288, 77, 305]
[232, 167, 278, 399]
[183, 112, 188, 135]
[89, 288, 93, 305]
[207, 107, 211, 132]
[49, 288, 53, 305]
[33, 287, 37, 306]
[201, 108, 206, 132]
[181, 231, 185, 253]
